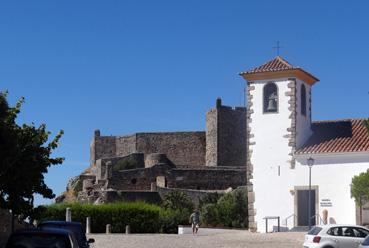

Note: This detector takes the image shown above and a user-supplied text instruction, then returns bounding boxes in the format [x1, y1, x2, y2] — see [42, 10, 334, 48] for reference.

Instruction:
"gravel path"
[88, 231, 305, 248]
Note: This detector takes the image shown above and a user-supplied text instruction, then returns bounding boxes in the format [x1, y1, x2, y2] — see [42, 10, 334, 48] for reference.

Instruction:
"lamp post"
[307, 157, 315, 230]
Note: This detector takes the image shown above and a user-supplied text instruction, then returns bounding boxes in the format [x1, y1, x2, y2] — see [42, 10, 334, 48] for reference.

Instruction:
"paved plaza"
[88, 230, 305, 248]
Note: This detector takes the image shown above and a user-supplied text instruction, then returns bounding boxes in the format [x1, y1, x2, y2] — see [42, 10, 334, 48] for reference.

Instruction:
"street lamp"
[307, 157, 315, 230]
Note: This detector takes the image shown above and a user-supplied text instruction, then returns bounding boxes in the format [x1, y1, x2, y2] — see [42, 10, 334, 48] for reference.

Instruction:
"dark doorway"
[297, 189, 316, 226]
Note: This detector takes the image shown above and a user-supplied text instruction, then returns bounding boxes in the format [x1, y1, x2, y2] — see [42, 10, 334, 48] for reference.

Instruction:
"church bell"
[266, 97, 277, 112]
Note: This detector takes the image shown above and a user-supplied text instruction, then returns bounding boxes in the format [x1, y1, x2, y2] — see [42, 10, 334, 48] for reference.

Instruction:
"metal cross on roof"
[273, 41, 283, 56]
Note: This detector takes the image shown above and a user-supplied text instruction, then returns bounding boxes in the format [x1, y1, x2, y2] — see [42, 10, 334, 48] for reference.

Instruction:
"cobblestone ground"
[88, 231, 305, 248]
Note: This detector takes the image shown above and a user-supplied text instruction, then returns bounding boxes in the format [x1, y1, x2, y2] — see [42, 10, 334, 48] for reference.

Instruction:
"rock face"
[58, 99, 248, 204]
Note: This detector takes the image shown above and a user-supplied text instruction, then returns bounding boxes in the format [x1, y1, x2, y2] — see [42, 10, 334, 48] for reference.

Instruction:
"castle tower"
[240, 56, 319, 232]
[205, 98, 247, 167]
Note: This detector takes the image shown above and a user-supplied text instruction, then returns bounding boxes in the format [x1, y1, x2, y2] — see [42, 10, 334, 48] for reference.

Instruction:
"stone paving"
[88, 231, 305, 248]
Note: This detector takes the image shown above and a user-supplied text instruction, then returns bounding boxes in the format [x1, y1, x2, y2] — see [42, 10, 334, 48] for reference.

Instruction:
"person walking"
[189, 209, 200, 235]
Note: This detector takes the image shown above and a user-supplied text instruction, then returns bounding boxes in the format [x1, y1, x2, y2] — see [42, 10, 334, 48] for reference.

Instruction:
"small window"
[263, 83, 278, 113]
[327, 227, 343, 236]
[352, 227, 368, 238]
[301, 84, 307, 116]
[308, 227, 322, 235]
[343, 227, 355, 237]
[362, 234, 369, 245]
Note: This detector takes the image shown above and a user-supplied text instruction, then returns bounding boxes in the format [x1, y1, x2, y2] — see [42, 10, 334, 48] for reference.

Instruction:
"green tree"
[351, 171, 369, 225]
[201, 188, 248, 228]
[161, 191, 194, 233]
[0, 92, 64, 221]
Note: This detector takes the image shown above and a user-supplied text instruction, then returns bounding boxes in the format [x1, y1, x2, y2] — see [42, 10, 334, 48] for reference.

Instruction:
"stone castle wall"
[206, 99, 247, 167]
[135, 132, 205, 167]
[205, 108, 217, 166]
[107, 163, 174, 191]
[96, 153, 145, 180]
[218, 106, 247, 167]
[91, 132, 206, 168]
[90, 130, 116, 166]
[116, 134, 136, 157]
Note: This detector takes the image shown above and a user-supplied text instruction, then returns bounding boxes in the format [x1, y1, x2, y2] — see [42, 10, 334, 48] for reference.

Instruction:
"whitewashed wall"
[295, 153, 369, 227]
[248, 74, 369, 233]
[295, 79, 312, 149]
[249, 77, 296, 233]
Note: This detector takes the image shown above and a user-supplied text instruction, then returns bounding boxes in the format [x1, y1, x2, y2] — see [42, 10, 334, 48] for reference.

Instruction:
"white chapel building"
[239, 56, 369, 233]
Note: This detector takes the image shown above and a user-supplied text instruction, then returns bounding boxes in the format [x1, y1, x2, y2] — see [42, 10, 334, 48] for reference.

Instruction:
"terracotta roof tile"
[239, 56, 319, 85]
[295, 119, 369, 155]
[241, 56, 297, 74]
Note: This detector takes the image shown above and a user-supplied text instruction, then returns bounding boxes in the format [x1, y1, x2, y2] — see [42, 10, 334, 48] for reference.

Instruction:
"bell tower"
[239, 56, 319, 232]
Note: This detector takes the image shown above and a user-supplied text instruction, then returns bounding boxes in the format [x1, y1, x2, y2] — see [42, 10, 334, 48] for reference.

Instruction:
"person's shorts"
[192, 223, 199, 228]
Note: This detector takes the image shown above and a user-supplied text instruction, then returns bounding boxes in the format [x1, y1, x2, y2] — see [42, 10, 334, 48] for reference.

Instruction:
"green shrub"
[162, 190, 194, 212]
[199, 189, 248, 229]
[217, 189, 248, 228]
[39, 202, 161, 233]
[159, 209, 190, 233]
[217, 193, 235, 227]
[39, 189, 248, 233]
[200, 203, 218, 226]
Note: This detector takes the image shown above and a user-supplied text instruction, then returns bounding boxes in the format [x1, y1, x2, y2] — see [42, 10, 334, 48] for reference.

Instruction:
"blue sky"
[1, 0, 368, 205]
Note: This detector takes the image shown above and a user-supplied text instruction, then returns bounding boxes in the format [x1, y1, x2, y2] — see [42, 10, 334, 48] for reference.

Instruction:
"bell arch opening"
[263, 82, 278, 113]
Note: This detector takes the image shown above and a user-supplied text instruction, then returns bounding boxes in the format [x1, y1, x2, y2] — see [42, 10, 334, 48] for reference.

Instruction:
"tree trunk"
[11, 210, 14, 233]
[360, 198, 363, 226]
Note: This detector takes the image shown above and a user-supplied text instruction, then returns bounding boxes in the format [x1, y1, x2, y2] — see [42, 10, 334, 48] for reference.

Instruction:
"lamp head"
[307, 157, 315, 167]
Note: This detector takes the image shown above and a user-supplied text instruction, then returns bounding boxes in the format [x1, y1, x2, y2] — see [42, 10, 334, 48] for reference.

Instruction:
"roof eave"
[239, 68, 319, 85]
[294, 150, 369, 158]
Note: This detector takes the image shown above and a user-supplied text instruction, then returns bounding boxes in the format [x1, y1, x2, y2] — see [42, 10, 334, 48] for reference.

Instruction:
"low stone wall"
[96, 153, 145, 180]
[167, 167, 246, 190]
[0, 209, 11, 248]
[78, 190, 162, 204]
[79, 188, 226, 206]
[107, 164, 246, 192]
[157, 187, 227, 206]
[104, 191, 162, 204]
[107, 163, 174, 191]
[0, 209, 32, 248]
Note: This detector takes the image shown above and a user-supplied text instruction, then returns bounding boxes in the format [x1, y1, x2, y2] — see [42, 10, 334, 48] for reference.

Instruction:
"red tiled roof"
[295, 119, 369, 155]
[239, 56, 319, 85]
[241, 56, 296, 74]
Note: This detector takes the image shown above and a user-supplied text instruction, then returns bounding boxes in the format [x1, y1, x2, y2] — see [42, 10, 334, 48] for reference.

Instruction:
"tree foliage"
[200, 188, 248, 228]
[0, 92, 64, 218]
[160, 191, 194, 233]
[351, 170, 369, 206]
